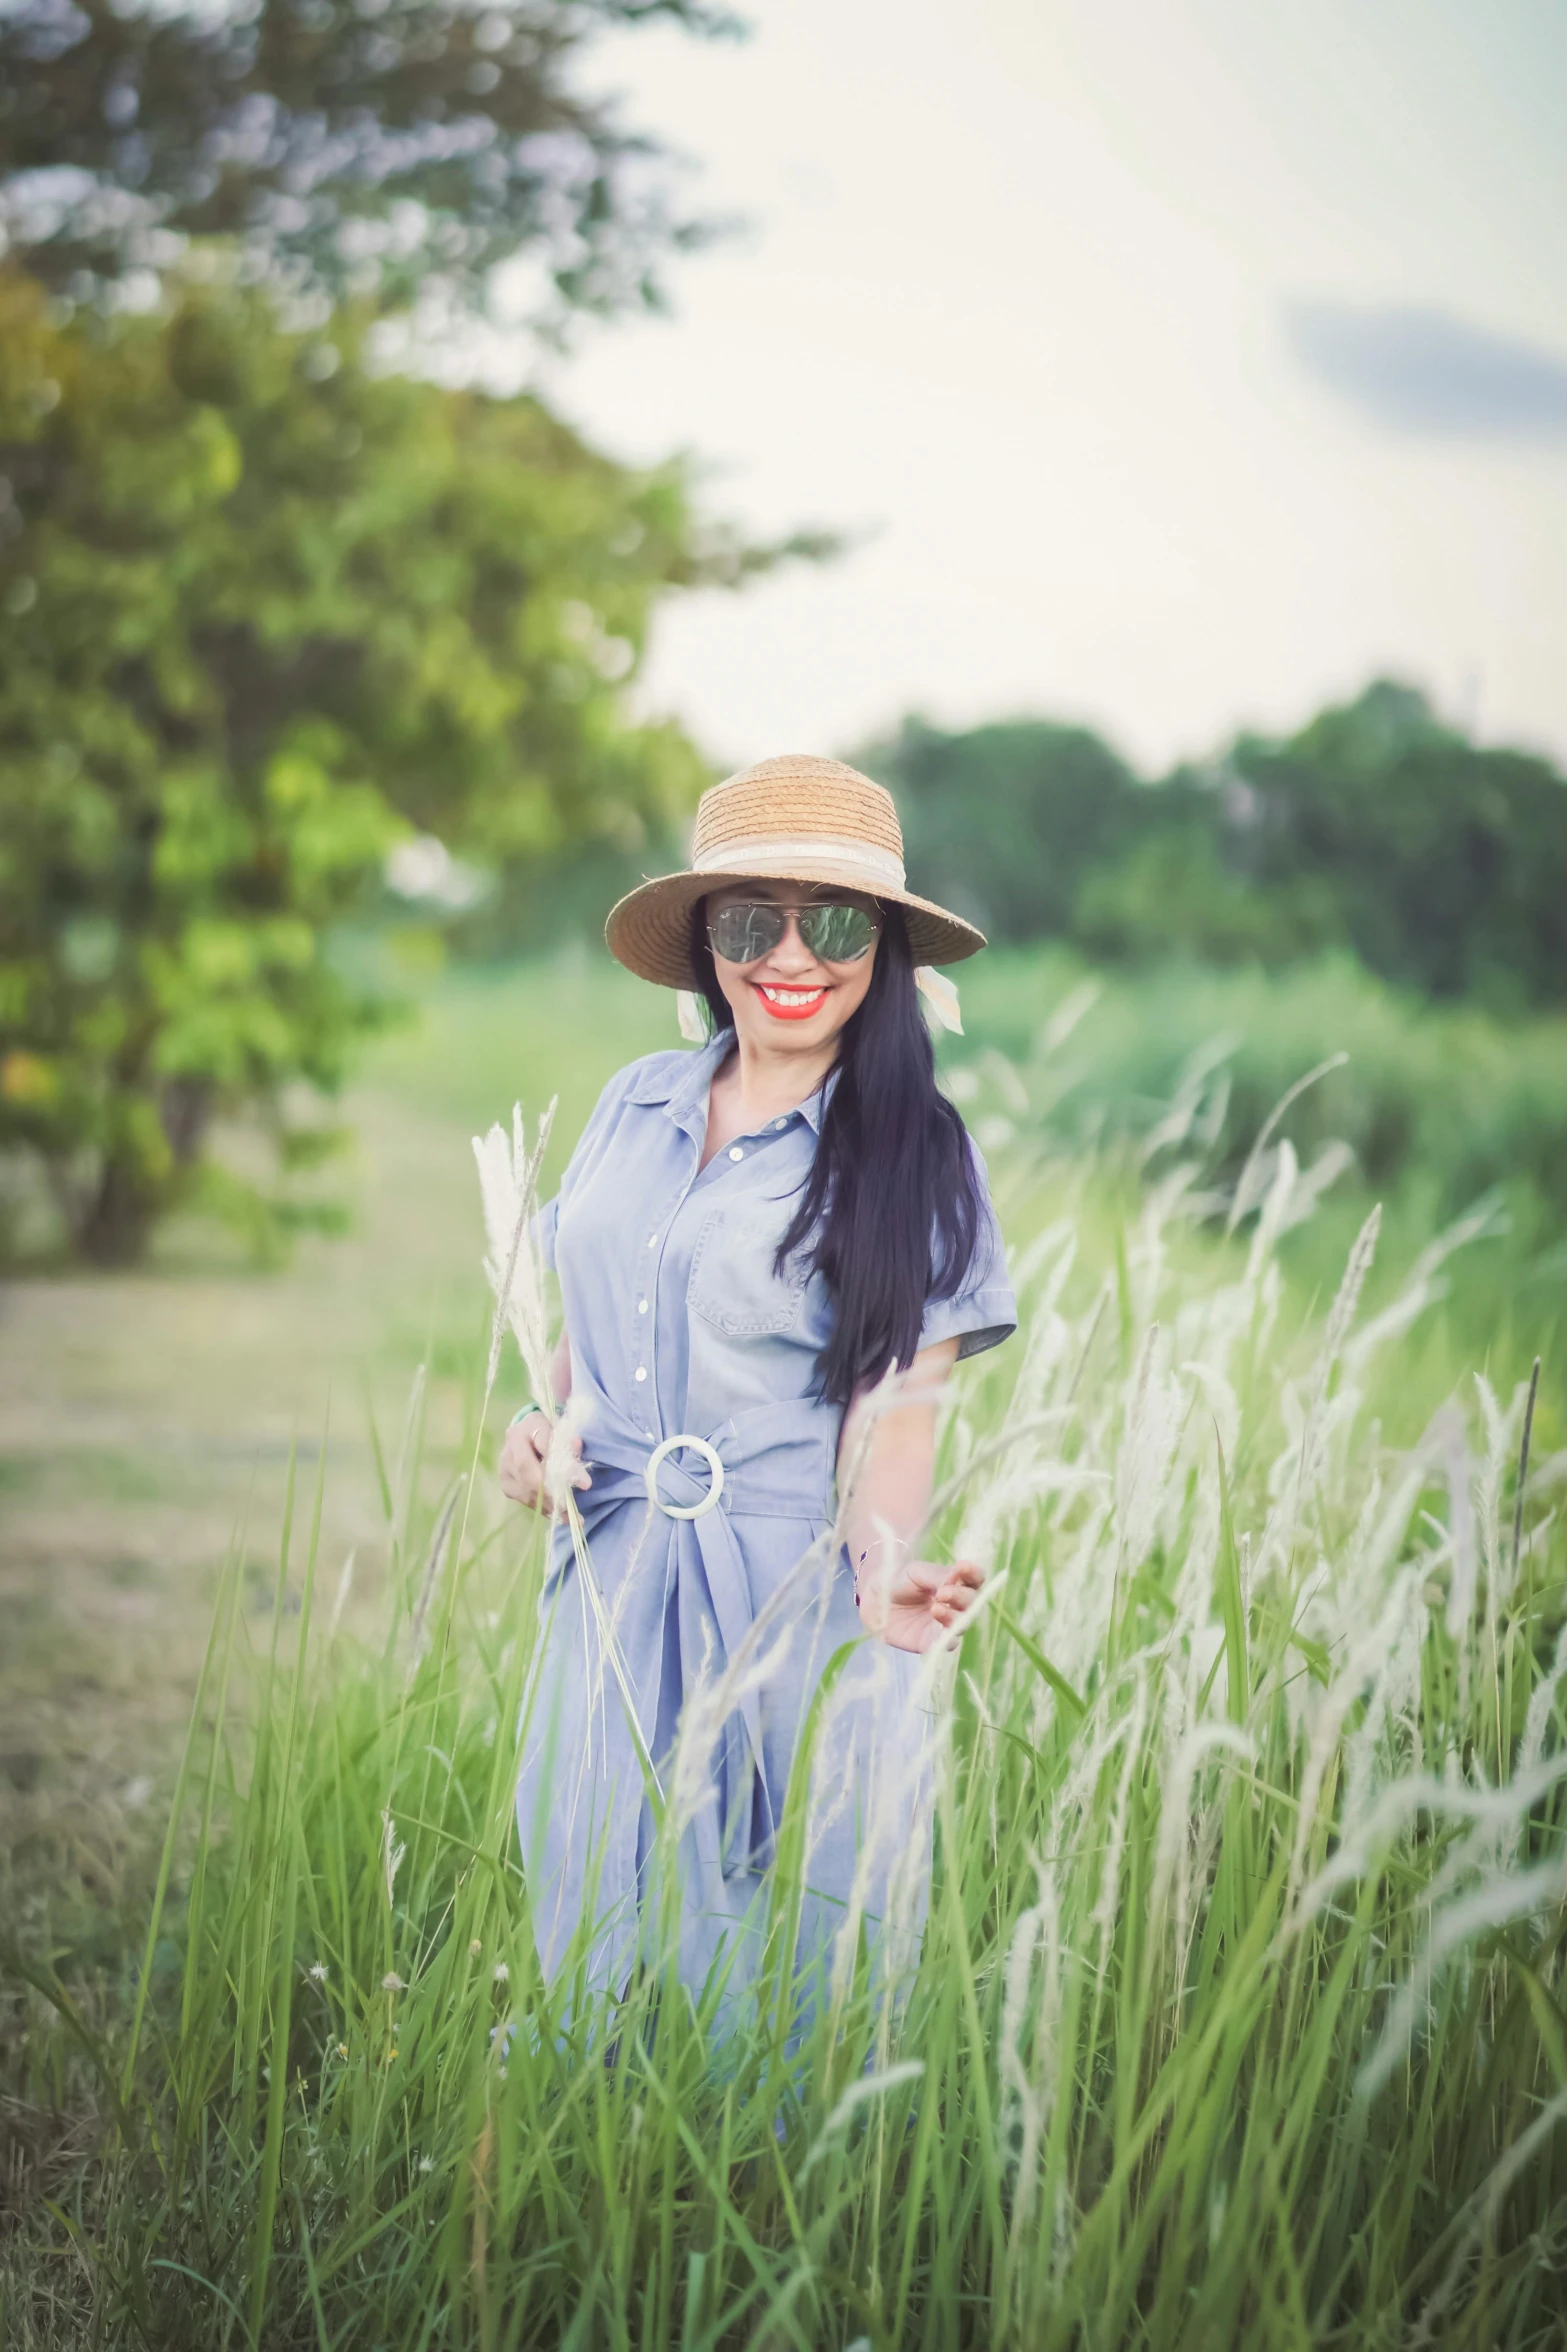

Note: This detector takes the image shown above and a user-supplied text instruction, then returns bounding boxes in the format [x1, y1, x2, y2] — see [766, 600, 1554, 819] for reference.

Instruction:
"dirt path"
[0, 1080, 490, 1898]
[0, 952, 663, 1911]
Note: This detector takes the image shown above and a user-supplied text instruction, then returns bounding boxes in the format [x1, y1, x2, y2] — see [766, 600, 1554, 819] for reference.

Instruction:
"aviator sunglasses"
[707, 900, 880, 967]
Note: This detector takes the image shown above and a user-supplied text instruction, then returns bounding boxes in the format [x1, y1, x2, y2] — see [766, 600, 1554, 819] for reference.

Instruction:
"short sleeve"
[918, 1140, 1017, 1361]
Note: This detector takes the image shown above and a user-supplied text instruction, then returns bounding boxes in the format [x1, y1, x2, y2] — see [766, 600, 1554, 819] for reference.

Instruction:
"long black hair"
[690, 901, 985, 1405]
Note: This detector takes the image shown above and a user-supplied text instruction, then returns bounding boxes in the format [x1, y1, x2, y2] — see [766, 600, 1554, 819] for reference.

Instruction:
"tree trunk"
[71, 1082, 213, 1265]
[160, 1075, 213, 1169]
[75, 1155, 157, 1266]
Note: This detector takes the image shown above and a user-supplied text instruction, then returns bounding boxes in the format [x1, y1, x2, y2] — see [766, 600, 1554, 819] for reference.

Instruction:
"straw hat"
[605, 753, 986, 990]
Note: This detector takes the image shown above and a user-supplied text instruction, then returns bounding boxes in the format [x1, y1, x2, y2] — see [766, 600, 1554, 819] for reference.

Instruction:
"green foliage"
[0, 0, 738, 321]
[1073, 825, 1341, 967]
[0, 267, 717, 1261]
[868, 682, 1566, 1008]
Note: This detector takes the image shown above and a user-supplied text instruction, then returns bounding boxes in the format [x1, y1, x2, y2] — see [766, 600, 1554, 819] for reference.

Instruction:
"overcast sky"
[520, 0, 1567, 778]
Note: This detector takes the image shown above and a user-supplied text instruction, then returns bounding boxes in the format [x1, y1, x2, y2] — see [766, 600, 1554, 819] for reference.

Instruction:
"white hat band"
[693, 834, 908, 894]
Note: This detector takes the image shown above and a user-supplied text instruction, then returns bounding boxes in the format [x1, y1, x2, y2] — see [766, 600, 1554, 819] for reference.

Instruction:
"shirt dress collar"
[626, 1032, 833, 1140]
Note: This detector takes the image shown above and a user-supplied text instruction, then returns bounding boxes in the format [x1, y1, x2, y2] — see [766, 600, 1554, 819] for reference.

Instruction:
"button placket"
[635, 1180, 684, 1435]
[638, 1101, 712, 1438]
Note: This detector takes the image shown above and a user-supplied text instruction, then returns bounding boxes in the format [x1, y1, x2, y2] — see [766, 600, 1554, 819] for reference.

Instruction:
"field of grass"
[2, 941, 1564, 2347]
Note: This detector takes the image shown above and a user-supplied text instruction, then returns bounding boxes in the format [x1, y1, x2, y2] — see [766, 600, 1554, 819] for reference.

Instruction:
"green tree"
[1072, 826, 1341, 968]
[1209, 681, 1566, 1008]
[0, 267, 728, 1262]
[862, 714, 1143, 942]
[0, 0, 736, 320]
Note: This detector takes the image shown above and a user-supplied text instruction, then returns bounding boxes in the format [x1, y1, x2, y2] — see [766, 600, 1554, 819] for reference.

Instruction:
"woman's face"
[704, 878, 880, 1056]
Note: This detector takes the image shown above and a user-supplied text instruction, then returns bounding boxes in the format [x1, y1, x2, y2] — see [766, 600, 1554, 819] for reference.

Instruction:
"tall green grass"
[4, 1109, 1563, 2347]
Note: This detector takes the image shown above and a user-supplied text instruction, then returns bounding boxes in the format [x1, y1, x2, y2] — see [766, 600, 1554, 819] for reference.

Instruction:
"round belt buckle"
[645, 1433, 725, 1520]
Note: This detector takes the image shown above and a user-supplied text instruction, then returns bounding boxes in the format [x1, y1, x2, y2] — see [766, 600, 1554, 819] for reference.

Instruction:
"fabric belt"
[560, 1396, 833, 1877]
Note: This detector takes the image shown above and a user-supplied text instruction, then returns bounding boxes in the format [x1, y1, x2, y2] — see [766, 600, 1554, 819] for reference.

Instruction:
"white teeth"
[759, 985, 825, 1006]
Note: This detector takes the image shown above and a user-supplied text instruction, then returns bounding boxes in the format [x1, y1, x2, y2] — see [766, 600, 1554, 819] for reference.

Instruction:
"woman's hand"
[863, 1558, 985, 1653]
[498, 1411, 590, 1515]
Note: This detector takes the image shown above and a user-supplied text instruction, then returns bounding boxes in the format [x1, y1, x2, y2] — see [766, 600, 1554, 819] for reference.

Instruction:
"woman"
[499, 754, 1015, 2020]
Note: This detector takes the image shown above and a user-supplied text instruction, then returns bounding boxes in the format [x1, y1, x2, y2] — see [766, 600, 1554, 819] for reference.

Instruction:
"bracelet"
[508, 1401, 555, 1427]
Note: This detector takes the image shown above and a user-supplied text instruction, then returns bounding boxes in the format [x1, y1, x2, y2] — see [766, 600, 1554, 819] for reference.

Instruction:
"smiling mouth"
[752, 982, 829, 1021]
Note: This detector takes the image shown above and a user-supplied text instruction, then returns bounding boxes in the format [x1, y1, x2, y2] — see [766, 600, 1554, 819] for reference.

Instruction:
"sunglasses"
[706, 900, 880, 967]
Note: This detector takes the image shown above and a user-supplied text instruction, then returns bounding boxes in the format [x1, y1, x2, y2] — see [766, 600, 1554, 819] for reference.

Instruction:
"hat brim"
[605, 862, 987, 990]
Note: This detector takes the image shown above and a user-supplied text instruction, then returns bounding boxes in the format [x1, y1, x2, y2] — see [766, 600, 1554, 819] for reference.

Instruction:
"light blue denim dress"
[516, 1035, 1015, 2016]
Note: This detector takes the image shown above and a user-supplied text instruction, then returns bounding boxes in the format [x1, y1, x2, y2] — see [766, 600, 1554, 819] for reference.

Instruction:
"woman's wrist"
[508, 1400, 559, 1427]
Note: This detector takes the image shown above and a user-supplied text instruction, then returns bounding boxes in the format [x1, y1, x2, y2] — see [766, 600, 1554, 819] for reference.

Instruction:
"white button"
[774, 1118, 788, 1130]
[728, 1145, 744, 1161]
[642, 1428, 653, 1439]
[634, 1366, 647, 1382]
[637, 1298, 648, 1313]
[647, 1233, 657, 1247]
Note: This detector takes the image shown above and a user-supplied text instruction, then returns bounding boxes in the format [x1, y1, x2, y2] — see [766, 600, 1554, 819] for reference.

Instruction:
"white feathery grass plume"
[1090, 1673, 1150, 1961]
[1289, 1752, 1567, 1933]
[327, 1548, 356, 1641]
[409, 1479, 465, 1667]
[541, 1388, 592, 1522]
[389, 1361, 426, 1565]
[1409, 2086, 1567, 2347]
[998, 1856, 1063, 2252]
[1424, 1405, 1478, 1645]
[1516, 1617, 1567, 1784]
[928, 1407, 1077, 1537]
[656, 1368, 925, 1879]
[1340, 1578, 1426, 1831]
[1113, 1326, 1185, 1578]
[1474, 1367, 1536, 1610]
[1034, 1497, 1116, 1706]
[874, 1692, 942, 1994]
[1245, 1138, 1300, 1287]
[798, 2062, 925, 2179]
[1358, 1855, 1567, 2100]
[1475, 1372, 1509, 1597]
[1286, 1566, 1423, 1902]
[1314, 1203, 1383, 1407]
[979, 1046, 1031, 1117]
[473, 1098, 557, 1400]
[1039, 977, 1100, 1055]
[1139, 1037, 1236, 1169]
[1342, 1196, 1505, 1374]
[558, 1470, 665, 1807]
[825, 1639, 938, 2010]
[1268, 1140, 1355, 1240]
[1152, 1722, 1258, 1929]
[381, 1807, 406, 1911]
[1225, 1052, 1348, 1236]
[474, 1097, 659, 1807]
[1179, 1359, 1240, 1473]
[662, 1525, 835, 1858]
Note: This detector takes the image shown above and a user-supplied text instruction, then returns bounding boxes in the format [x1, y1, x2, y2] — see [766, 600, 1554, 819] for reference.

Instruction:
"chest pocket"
[688, 1201, 813, 1339]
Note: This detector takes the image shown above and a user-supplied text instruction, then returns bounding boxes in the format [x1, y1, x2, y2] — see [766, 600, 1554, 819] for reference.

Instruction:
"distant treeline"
[860, 682, 1565, 1012]
[499, 682, 1564, 1012]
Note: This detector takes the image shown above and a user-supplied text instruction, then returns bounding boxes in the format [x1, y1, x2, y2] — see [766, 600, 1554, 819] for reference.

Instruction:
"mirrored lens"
[707, 904, 786, 963]
[798, 903, 877, 962]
